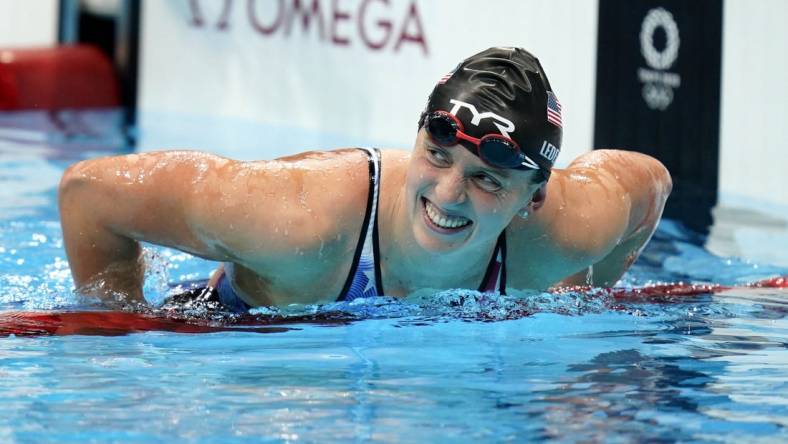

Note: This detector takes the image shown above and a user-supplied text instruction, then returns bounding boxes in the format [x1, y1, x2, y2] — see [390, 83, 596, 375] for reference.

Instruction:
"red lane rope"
[2, 277, 786, 337]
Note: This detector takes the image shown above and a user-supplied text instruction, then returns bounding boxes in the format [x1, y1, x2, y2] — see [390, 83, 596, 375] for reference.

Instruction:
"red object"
[0, 44, 120, 110]
[0, 311, 307, 337]
[1, 276, 786, 337]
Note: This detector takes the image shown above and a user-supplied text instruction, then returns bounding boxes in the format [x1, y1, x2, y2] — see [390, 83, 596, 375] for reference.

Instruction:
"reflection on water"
[503, 287, 787, 442]
[0, 109, 128, 154]
[700, 288, 788, 432]
[535, 350, 717, 442]
[0, 109, 131, 222]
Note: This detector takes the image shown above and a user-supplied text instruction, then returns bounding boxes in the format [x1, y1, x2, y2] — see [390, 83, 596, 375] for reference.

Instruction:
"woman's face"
[404, 129, 543, 253]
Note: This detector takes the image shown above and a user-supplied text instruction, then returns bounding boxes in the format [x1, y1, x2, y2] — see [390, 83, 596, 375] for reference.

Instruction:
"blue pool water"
[1, 110, 787, 443]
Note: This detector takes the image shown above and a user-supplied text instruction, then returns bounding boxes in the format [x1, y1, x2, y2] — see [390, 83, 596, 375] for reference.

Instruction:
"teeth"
[425, 200, 470, 229]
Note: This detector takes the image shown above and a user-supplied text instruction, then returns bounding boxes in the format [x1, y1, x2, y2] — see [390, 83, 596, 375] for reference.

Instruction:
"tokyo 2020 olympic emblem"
[640, 8, 680, 70]
[638, 7, 682, 111]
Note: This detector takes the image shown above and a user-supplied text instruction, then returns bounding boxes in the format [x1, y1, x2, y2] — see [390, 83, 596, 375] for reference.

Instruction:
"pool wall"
[135, 0, 598, 167]
[718, 0, 788, 216]
[0, 2, 58, 47]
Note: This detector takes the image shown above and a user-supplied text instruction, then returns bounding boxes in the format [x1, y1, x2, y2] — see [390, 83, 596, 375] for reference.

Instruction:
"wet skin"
[58, 129, 672, 307]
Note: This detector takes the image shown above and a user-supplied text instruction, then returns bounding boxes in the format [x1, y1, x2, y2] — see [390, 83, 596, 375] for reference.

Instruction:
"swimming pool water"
[1, 110, 787, 443]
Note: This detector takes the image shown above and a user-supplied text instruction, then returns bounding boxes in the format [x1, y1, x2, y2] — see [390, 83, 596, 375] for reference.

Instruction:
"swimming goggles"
[423, 111, 539, 171]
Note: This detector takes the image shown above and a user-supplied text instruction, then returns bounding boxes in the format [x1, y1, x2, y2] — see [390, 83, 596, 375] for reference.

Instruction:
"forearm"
[558, 150, 672, 288]
[59, 162, 146, 304]
[556, 219, 657, 288]
[589, 222, 656, 286]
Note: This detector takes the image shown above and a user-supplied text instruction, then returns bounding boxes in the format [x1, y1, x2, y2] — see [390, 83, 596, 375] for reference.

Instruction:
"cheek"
[470, 191, 524, 226]
[471, 193, 509, 221]
[405, 158, 435, 192]
[404, 167, 422, 199]
[404, 163, 430, 212]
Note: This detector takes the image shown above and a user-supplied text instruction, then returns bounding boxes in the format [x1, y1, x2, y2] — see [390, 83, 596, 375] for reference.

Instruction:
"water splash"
[155, 288, 617, 326]
[141, 247, 175, 306]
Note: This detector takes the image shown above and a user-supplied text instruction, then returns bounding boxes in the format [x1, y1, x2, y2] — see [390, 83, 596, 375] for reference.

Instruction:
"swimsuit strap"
[478, 230, 507, 294]
[337, 148, 383, 301]
[337, 147, 505, 299]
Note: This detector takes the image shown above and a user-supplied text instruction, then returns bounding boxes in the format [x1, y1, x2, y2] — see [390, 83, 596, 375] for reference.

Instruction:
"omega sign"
[638, 7, 681, 111]
[187, 0, 429, 55]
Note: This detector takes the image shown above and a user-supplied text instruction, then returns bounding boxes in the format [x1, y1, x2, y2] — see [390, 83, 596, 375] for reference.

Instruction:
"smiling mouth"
[422, 197, 472, 231]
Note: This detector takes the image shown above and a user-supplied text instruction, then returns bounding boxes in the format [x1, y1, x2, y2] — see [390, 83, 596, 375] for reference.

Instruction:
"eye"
[473, 173, 503, 192]
[426, 146, 450, 167]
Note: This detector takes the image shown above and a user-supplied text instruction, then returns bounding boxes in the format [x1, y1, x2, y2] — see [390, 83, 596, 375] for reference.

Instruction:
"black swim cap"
[420, 47, 562, 179]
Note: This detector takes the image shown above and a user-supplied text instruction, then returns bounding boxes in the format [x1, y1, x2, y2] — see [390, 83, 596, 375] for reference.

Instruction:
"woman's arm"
[58, 149, 368, 304]
[555, 149, 672, 287]
[59, 151, 218, 303]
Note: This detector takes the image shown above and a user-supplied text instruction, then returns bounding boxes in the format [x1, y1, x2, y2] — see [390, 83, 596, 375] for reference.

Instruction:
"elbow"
[59, 161, 83, 192]
[641, 159, 672, 231]
[58, 160, 97, 216]
[624, 154, 673, 233]
[653, 158, 673, 199]
[628, 152, 672, 204]
[59, 162, 83, 201]
[652, 161, 672, 217]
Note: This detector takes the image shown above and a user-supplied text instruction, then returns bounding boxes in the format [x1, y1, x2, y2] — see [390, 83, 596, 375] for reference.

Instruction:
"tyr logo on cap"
[448, 99, 515, 138]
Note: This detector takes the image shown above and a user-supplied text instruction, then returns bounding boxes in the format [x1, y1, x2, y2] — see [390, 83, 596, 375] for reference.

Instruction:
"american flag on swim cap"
[546, 91, 562, 128]
[438, 65, 459, 84]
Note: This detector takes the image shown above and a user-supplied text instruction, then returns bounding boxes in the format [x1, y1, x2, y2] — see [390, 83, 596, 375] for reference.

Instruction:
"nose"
[432, 166, 467, 206]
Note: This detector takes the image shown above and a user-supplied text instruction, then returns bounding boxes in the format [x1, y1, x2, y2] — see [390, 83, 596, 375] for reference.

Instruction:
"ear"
[529, 184, 547, 211]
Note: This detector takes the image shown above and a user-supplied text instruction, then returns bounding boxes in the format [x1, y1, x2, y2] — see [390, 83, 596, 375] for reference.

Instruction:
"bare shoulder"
[379, 148, 412, 169]
[566, 149, 672, 199]
[380, 148, 412, 160]
[200, 149, 376, 264]
[506, 149, 671, 289]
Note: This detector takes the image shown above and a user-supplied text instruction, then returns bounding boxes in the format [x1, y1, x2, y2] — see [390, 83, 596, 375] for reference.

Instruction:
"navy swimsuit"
[201, 148, 507, 312]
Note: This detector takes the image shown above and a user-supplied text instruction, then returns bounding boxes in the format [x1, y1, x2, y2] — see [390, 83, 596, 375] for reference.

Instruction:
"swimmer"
[58, 47, 672, 310]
